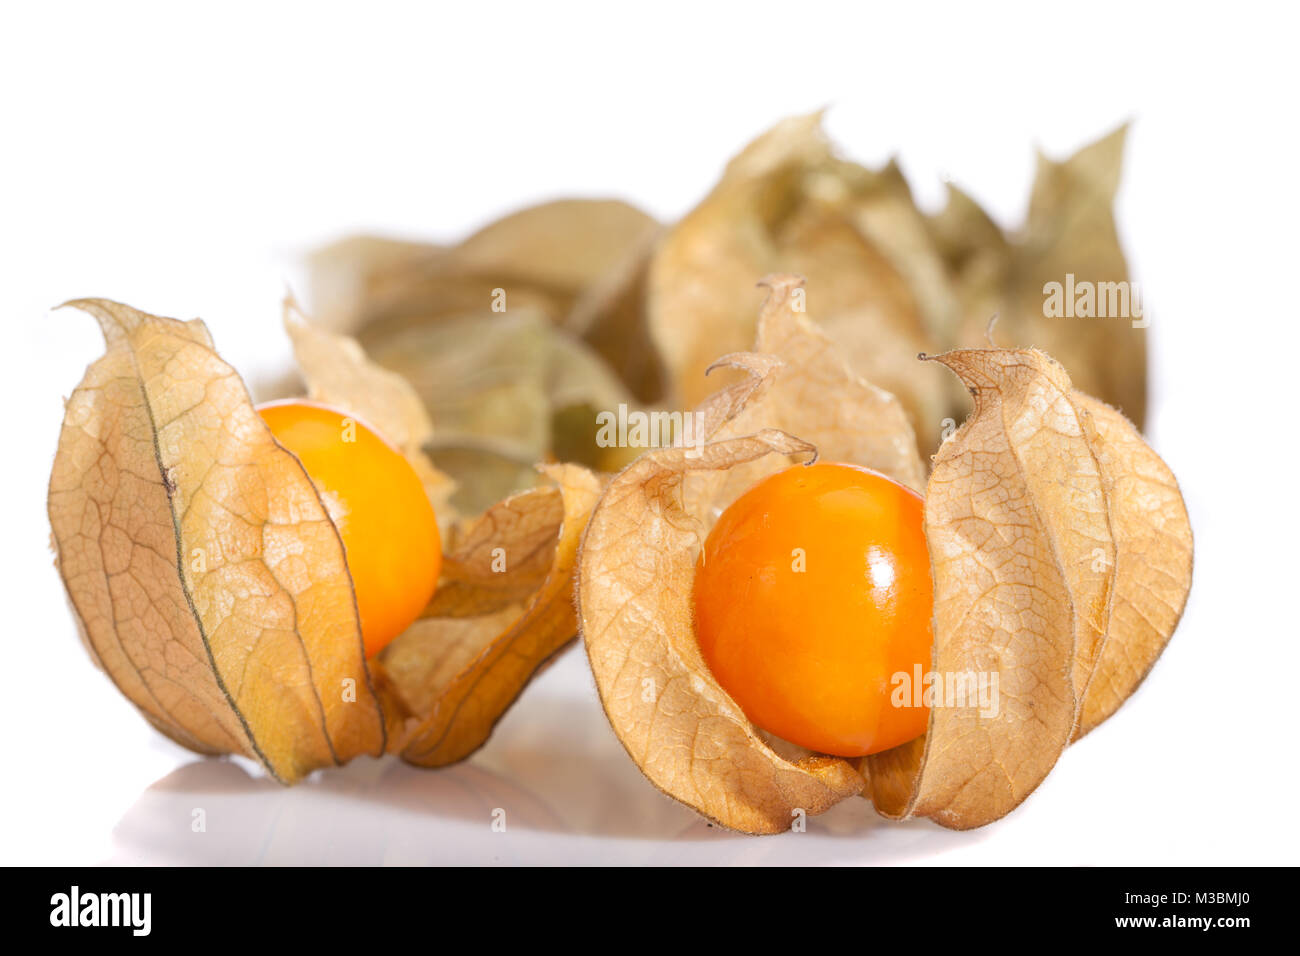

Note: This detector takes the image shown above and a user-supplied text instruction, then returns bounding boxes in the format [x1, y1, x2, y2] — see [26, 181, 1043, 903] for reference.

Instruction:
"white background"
[2, 1, 1297, 865]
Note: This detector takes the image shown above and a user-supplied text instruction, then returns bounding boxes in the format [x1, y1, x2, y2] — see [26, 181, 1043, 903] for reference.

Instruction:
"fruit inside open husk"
[47, 299, 600, 783]
[46, 114, 1186, 828]
[575, 276, 1191, 834]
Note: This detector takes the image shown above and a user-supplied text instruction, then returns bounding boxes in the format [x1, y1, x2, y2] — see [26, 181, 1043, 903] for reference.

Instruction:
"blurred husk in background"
[299, 112, 1143, 508]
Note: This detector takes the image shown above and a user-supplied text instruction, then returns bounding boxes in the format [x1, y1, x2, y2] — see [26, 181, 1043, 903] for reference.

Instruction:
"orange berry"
[692, 462, 933, 757]
[257, 400, 441, 658]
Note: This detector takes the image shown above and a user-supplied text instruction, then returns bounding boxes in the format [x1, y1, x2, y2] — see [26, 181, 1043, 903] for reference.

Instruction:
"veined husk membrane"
[576, 276, 1191, 833]
[48, 300, 601, 783]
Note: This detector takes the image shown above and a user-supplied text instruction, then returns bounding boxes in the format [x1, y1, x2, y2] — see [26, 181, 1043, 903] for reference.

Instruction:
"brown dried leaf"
[865, 347, 1190, 828]
[306, 199, 658, 503]
[449, 198, 659, 293]
[424, 485, 564, 618]
[373, 311, 554, 461]
[349, 308, 632, 512]
[927, 182, 1008, 274]
[372, 605, 523, 731]
[382, 463, 602, 767]
[866, 348, 1101, 827]
[48, 300, 386, 784]
[925, 183, 1008, 394]
[564, 226, 667, 403]
[831, 159, 965, 353]
[643, 112, 832, 404]
[323, 199, 658, 338]
[781, 205, 947, 441]
[1071, 394, 1193, 737]
[1019, 126, 1146, 427]
[738, 275, 926, 492]
[577, 431, 865, 834]
[307, 235, 441, 331]
[646, 114, 947, 449]
[681, 275, 926, 524]
[423, 442, 546, 517]
[945, 126, 1147, 428]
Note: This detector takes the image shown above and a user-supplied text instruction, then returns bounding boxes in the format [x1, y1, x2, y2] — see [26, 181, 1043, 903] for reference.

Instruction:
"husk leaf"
[866, 347, 1190, 827]
[50, 301, 606, 783]
[48, 300, 386, 783]
[578, 281, 1190, 833]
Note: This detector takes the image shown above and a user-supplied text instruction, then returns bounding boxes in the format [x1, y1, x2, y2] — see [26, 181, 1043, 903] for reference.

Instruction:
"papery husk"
[932, 125, 1147, 428]
[422, 485, 564, 618]
[647, 114, 1148, 456]
[306, 116, 1149, 471]
[563, 225, 667, 403]
[305, 199, 659, 507]
[306, 235, 443, 332]
[48, 300, 386, 784]
[380, 464, 602, 767]
[577, 279, 1191, 833]
[311, 199, 658, 333]
[578, 430, 866, 834]
[576, 275, 928, 833]
[865, 347, 1190, 828]
[1069, 392, 1193, 737]
[704, 275, 926, 494]
[312, 198, 665, 403]
[344, 308, 632, 513]
[277, 312, 610, 768]
[645, 113, 950, 452]
[50, 301, 604, 782]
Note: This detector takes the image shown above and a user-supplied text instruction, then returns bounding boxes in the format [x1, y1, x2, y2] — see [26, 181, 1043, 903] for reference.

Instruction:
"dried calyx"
[575, 276, 1192, 834]
[47, 113, 1182, 821]
[48, 300, 600, 783]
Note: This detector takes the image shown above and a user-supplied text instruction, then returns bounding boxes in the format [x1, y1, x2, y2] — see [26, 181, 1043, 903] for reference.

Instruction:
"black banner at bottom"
[9, 866, 1279, 940]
